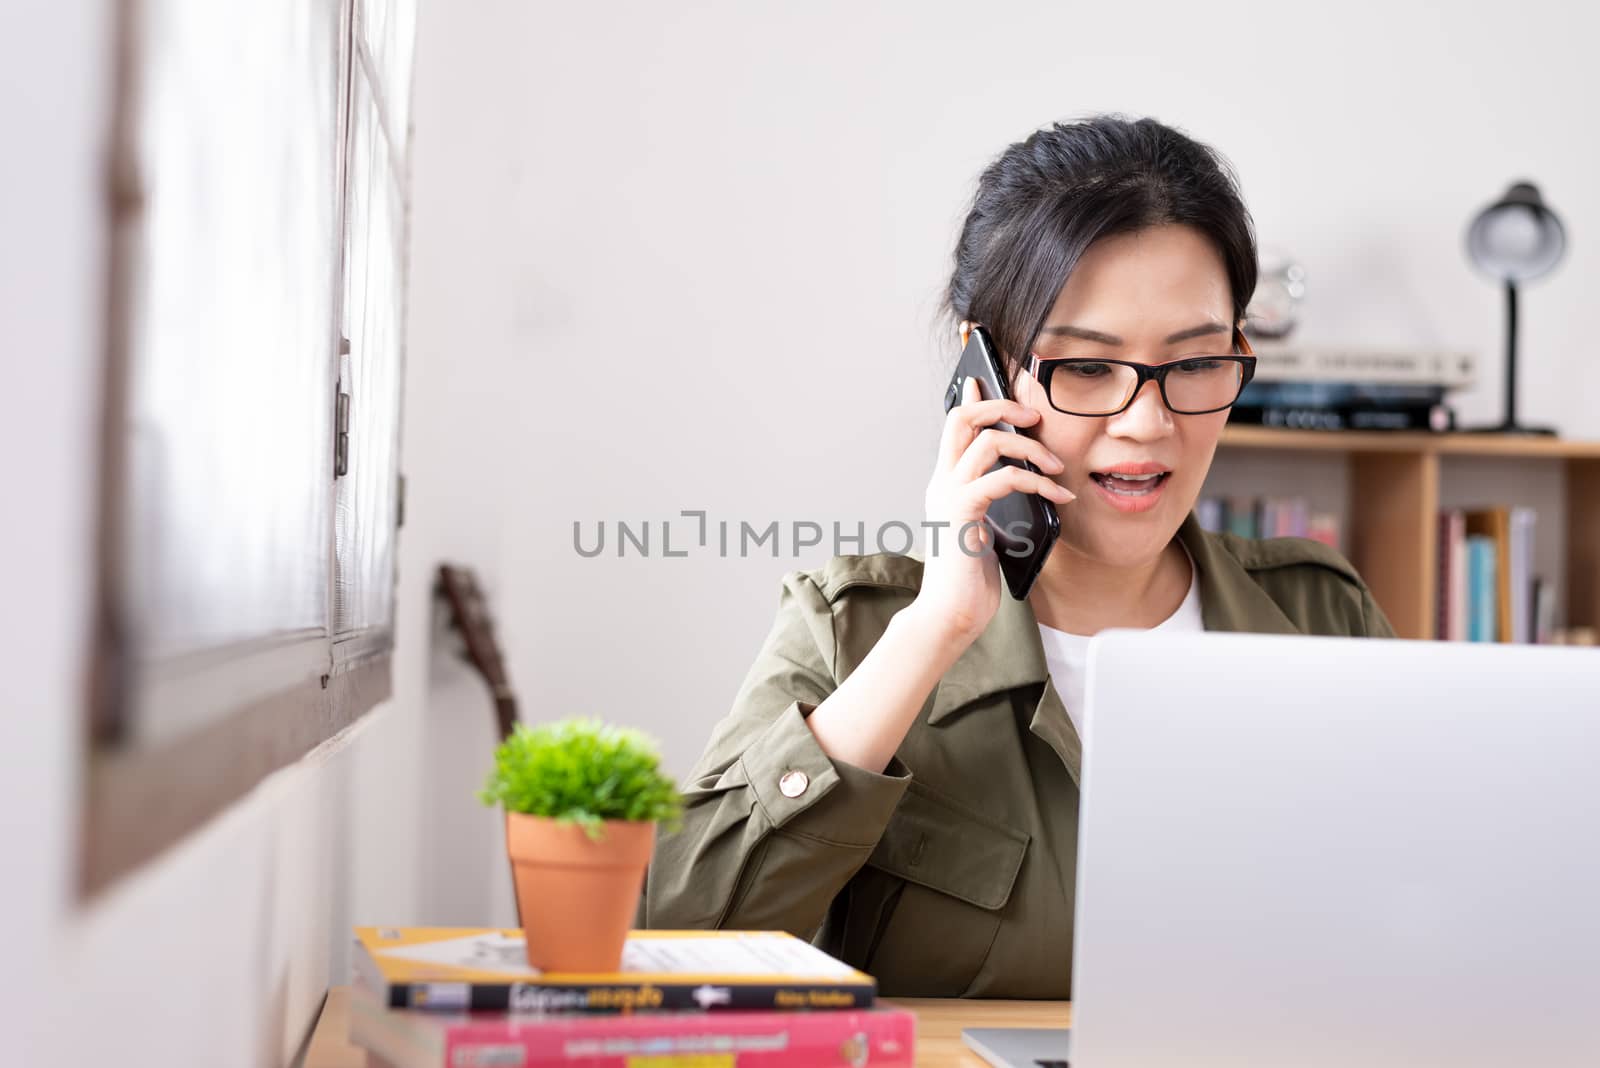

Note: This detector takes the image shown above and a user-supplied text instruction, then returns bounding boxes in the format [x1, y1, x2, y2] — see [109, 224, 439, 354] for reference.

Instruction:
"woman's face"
[1010, 223, 1238, 570]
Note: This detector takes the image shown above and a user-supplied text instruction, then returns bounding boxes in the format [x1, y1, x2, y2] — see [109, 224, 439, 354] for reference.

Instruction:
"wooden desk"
[303, 986, 1071, 1068]
[885, 998, 1072, 1067]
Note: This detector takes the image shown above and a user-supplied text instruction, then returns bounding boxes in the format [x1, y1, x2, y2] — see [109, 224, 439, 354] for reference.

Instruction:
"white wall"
[402, 0, 1600, 779]
[1, 0, 105, 1058]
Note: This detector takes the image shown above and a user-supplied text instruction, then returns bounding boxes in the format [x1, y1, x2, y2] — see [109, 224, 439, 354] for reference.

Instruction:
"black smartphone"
[941, 324, 1060, 600]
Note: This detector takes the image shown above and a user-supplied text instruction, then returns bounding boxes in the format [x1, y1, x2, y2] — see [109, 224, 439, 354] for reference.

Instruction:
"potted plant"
[479, 717, 683, 972]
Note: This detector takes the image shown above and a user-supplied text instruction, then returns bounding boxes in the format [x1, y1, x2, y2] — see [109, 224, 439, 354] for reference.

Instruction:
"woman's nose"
[1105, 379, 1174, 438]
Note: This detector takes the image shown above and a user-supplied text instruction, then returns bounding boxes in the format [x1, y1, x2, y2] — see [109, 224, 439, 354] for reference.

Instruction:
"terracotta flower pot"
[504, 811, 657, 972]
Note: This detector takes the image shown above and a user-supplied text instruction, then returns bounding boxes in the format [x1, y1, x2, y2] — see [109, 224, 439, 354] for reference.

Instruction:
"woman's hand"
[906, 375, 1074, 647]
[801, 378, 1071, 774]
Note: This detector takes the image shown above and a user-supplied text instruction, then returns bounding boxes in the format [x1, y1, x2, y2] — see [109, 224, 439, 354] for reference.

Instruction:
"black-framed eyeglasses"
[1025, 353, 1257, 417]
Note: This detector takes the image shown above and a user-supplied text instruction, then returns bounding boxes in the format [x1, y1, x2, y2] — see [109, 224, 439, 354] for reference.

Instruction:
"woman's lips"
[1088, 470, 1172, 513]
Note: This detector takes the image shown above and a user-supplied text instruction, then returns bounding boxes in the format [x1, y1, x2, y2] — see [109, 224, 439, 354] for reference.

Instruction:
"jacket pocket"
[845, 780, 1029, 996]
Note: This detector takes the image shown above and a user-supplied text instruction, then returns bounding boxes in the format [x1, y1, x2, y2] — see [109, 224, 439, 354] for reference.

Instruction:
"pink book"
[1439, 509, 1466, 641]
[351, 990, 916, 1068]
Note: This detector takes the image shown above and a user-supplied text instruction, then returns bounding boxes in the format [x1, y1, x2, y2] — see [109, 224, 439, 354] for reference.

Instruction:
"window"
[84, 0, 416, 894]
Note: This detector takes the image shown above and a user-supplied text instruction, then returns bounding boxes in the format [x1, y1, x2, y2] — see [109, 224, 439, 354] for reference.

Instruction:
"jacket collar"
[1183, 510, 1303, 636]
[925, 512, 1303, 782]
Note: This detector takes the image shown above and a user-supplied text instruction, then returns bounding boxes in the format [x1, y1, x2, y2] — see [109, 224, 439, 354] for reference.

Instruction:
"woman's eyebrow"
[1039, 324, 1123, 345]
[1039, 322, 1230, 345]
[1164, 322, 1231, 344]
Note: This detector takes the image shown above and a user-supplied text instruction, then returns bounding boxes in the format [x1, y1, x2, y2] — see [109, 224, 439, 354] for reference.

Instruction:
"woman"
[640, 115, 1394, 998]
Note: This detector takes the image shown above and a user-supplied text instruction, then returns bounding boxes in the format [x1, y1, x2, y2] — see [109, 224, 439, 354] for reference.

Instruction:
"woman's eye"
[1175, 359, 1224, 374]
[1064, 361, 1113, 378]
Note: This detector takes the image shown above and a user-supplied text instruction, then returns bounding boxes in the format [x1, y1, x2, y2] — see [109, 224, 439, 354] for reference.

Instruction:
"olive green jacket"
[639, 513, 1395, 998]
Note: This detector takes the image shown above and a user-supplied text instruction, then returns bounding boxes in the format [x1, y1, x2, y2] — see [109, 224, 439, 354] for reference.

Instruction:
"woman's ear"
[959, 320, 973, 347]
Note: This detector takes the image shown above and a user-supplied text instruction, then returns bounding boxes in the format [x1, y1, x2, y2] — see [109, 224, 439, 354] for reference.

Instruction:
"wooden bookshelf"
[1215, 426, 1600, 641]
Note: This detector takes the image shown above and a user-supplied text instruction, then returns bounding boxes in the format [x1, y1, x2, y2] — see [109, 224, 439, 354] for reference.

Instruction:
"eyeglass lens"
[1050, 359, 1245, 415]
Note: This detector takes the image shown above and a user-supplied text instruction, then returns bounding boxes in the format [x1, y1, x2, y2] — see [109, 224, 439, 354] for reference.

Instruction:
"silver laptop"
[965, 630, 1600, 1068]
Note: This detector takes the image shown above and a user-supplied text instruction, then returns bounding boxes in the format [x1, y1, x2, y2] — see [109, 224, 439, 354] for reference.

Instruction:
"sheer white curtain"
[119, 0, 341, 741]
[334, 61, 407, 639]
[112, 0, 415, 744]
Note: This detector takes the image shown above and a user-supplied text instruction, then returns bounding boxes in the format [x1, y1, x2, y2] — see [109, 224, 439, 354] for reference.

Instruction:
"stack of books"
[1196, 496, 1341, 550]
[1437, 507, 1550, 643]
[1235, 344, 1474, 431]
[348, 927, 915, 1067]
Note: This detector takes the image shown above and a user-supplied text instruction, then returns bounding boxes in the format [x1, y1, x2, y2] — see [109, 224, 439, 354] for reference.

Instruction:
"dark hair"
[946, 114, 1257, 379]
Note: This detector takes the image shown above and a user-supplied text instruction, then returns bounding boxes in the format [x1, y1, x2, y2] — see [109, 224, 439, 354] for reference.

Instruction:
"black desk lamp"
[1465, 181, 1566, 436]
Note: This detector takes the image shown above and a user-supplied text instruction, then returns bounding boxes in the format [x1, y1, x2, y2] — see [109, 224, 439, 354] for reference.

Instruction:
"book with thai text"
[353, 927, 876, 1014]
[349, 993, 916, 1068]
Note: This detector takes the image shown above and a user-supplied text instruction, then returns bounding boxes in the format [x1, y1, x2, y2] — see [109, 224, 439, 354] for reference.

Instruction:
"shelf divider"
[1347, 450, 1440, 641]
[1567, 459, 1600, 631]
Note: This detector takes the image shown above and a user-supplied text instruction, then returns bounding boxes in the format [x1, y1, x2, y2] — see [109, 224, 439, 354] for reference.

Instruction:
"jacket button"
[778, 770, 809, 798]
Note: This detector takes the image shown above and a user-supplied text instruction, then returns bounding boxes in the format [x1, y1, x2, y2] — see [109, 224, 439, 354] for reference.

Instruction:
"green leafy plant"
[479, 717, 683, 840]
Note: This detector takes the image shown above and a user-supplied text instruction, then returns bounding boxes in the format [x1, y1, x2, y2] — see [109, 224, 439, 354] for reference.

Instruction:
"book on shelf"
[1533, 578, 1556, 645]
[1465, 509, 1513, 643]
[1437, 511, 1467, 642]
[1231, 358, 1463, 433]
[1246, 343, 1477, 388]
[1238, 380, 1450, 408]
[1445, 506, 1541, 643]
[353, 927, 877, 1014]
[1509, 508, 1536, 644]
[1466, 535, 1497, 642]
[349, 992, 917, 1068]
[1229, 402, 1455, 433]
[1196, 496, 1340, 550]
[1466, 507, 1540, 643]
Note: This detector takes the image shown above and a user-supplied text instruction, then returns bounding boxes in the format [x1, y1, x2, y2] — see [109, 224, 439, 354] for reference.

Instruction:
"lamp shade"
[1466, 182, 1566, 283]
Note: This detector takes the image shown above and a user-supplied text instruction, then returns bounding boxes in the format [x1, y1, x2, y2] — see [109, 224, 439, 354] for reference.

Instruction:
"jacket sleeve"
[639, 568, 912, 940]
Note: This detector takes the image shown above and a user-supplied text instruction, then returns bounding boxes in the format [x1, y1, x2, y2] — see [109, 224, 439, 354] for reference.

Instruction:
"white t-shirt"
[1036, 555, 1203, 741]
